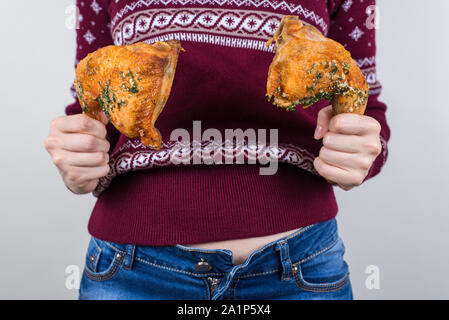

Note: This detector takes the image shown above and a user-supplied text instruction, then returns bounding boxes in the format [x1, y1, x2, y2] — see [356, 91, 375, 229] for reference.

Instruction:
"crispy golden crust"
[75, 40, 183, 149]
[266, 16, 369, 115]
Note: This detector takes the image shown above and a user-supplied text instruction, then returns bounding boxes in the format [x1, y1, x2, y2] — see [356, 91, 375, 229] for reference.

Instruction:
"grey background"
[0, 0, 448, 299]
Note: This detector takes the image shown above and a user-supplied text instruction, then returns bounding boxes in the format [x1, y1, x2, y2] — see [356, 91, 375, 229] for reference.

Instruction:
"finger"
[56, 151, 109, 168]
[81, 165, 110, 181]
[60, 133, 110, 153]
[314, 157, 348, 181]
[67, 179, 99, 195]
[337, 184, 354, 191]
[51, 114, 107, 138]
[64, 165, 110, 184]
[319, 147, 372, 171]
[314, 157, 363, 187]
[329, 114, 380, 136]
[323, 132, 363, 153]
[314, 105, 333, 140]
[98, 112, 109, 126]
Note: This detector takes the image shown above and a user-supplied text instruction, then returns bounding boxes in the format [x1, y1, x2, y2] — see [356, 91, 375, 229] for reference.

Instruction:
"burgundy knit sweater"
[66, 0, 390, 245]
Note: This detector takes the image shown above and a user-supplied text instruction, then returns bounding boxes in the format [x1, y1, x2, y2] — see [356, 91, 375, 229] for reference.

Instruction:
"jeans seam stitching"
[202, 278, 209, 300]
[237, 268, 280, 278]
[293, 271, 350, 292]
[283, 225, 314, 241]
[104, 241, 126, 254]
[84, 255, 124, 281]
[294, 237, 339, 265]
[233, 278, 240, 299]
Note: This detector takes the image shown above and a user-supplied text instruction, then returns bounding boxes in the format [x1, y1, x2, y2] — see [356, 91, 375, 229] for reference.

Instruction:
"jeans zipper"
[207, 277, 221, 297]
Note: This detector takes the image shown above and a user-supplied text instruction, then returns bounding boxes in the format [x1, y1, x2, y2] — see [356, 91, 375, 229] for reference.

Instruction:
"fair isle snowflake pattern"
[91, 0, 103, 15]
[349, 26, 364, 41]
[110, 0, 329, 34]
[83, 30, 96, 45]
[342, 0, 353, 12]
[93, 141, 318, 196]
[113, 8, 295, 52]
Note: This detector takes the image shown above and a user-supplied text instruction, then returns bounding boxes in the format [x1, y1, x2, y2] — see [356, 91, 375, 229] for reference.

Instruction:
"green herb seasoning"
[306, 63, 316, 75]
[299, 91, 333, 107]
[284, 81, 351, 109]
[120, 70, 139, 94]
[76, 81, 89, 112]
[102, 81, 112, 105]
[117, 100, 127, 110]
[86, 58, 96, 76]
[76, 82, 84, 99]
[342, 62, 350, 75]
[96, 79, 115, 120]
[331, 64, 338, 75]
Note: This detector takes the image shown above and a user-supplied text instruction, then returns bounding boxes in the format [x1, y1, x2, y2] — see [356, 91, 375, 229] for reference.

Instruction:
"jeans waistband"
[101, 218, 338, 279]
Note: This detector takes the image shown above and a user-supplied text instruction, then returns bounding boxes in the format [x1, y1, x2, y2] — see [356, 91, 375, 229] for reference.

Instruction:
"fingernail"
[314, 125, 323, 140]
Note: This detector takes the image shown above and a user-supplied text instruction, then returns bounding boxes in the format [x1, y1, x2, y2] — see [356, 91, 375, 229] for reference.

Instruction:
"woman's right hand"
[44, 113, 111, 194]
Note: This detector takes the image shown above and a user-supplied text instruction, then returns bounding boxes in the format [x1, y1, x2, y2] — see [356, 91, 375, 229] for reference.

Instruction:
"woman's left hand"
[313, 105, 382, 191]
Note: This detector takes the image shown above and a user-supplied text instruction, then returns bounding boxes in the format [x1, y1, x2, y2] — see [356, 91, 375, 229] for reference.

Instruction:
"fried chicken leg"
[266, 16, 369, 115]
[75, 40, 183, 149]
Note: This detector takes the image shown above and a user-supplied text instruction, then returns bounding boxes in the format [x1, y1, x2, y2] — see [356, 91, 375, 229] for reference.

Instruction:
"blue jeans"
[79, 219, 352, 300]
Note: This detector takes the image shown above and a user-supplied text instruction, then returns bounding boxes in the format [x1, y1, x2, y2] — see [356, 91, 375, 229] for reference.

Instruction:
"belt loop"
[123, 245, 136, 270]
[276, 240, 292, 281]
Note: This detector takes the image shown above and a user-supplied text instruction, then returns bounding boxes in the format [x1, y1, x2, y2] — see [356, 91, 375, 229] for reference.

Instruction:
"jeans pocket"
[292, 237, 350, 293]
[83, 237, 124, 282]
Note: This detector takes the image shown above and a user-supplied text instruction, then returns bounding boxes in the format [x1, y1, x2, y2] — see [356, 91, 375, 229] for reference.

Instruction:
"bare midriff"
[183, 227, 301, 266]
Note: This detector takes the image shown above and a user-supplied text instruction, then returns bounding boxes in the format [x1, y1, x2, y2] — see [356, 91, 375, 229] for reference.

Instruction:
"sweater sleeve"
[327, 0, 390, 180]
[65, 0, 113, 116]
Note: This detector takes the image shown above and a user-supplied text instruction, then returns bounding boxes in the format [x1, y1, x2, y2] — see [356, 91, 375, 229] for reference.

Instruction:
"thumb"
[314, 105, 333, 140]
[98, 112, 109, 126]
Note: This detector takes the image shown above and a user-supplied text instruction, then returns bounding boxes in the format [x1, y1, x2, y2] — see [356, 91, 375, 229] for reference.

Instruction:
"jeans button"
[195, 258, 212, 272]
